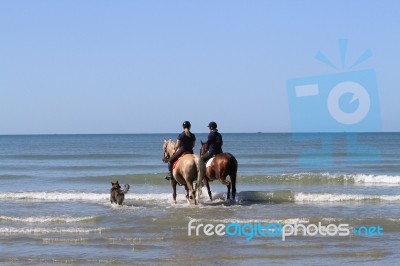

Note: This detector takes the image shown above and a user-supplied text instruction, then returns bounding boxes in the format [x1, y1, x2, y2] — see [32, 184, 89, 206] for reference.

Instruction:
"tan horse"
[200, 141, 238, 201]
[162, 139, 205, 204]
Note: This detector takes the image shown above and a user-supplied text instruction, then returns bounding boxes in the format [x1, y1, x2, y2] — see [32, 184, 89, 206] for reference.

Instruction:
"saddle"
[172, 152, 191, 169]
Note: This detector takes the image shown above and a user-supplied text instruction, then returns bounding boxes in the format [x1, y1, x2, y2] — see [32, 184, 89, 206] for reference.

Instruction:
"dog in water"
[110, 181, 130, 205]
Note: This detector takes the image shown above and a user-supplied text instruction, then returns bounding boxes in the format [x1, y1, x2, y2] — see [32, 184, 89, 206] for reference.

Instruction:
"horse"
[200, 141, 238, 201]
[162, 139, 205, 205]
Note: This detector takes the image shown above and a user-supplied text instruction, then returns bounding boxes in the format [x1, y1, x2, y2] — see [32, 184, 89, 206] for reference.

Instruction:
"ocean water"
[0, 133, 399, 265]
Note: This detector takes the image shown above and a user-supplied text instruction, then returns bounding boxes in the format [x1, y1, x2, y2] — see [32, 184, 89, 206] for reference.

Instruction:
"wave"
[72, 172, 400, 186]
[1, 190, 400, 204]
[353, 174, 400, 185]
[0, 192, 172, 202]
[0, 215, 97, 223]
[86, 173, 400, 187]
[238, 191, 400, 203]
[294, 192, 400, 202]
[242, 173, 400, 185]
[235, 190, 400, 203]
[0, 227, 108, 234]
[0, 192, 110, 201]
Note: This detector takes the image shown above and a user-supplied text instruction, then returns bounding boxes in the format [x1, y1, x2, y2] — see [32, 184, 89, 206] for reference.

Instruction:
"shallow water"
[0, 133, 399, 265]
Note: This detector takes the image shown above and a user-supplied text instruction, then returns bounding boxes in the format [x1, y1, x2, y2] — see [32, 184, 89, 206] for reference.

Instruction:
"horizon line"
[0, 131, 399, 136]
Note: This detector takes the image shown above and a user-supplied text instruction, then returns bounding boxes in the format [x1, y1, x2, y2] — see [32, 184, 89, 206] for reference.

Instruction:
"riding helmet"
[208, 121, 217, 129]
[182, 121, 191, 129]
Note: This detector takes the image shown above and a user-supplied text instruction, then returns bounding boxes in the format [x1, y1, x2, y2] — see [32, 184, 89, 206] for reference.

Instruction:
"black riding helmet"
[208, 121, 217, 129]
[182, 121, 191, 129]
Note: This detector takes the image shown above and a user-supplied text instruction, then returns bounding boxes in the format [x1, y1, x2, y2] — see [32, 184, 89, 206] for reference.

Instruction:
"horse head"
[162, 139, 175, 163]
[199, 140, 207, 156]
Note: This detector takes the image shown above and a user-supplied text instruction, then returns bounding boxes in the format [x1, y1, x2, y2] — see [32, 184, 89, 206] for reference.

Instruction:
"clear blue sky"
[1, 0, 399, 134]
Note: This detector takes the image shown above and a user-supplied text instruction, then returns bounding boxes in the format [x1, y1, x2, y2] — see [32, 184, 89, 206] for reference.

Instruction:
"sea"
[0, 133, 399, 265]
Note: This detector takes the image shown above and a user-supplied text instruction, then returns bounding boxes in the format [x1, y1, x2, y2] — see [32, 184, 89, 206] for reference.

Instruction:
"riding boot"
[165, 162, 173, 180]
[165, 172, 173, 180]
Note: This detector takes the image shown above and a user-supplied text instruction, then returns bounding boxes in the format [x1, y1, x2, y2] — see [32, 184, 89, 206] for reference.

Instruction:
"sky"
[1, 0, 399, 134]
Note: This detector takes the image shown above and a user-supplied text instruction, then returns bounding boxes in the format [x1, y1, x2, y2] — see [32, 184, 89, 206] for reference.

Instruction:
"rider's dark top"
[177, 131, 196, 153]
[205, 129, 223, 155]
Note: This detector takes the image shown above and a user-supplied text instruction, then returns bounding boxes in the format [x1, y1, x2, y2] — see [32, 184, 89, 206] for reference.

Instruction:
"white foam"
[3, 190, 400, 204]
[295, 192, 400, 202]
[0, 215, 95, 223]
[387, 218, 400, 222]
[0, 192, 174, 202]
[0, 192, 108, 201]
[353, 174, 400, 185]
[127, 193, 175, 201]
[283, 172, 400, 185]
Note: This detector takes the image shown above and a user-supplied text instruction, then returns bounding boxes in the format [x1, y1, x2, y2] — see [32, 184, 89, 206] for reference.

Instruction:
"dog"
[110, 180, 130, 205]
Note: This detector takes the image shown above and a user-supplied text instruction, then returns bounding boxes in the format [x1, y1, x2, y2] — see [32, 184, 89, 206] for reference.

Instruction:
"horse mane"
[199, 141, 207, 156]
[165, 138, 175, 146]
[164, 139, 176, 156]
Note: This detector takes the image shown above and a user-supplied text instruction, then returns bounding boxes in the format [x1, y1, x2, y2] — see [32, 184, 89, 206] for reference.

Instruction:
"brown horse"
[200, 141, 238, 201]
[162, 139, 204, 205]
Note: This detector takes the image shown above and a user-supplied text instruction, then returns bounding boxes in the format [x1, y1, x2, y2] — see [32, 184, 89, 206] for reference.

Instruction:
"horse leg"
[231, 174, 237, 200]
[192, 183, 198, 205]
[218, 174, 231, 200]
[224, 174, 238, 200]
[204, 178, 213, 201]
[184, 184, 190, 204]
[171, 179, 177, 204]
[227, 182, 231, 200]
[185, 182, 197, 205]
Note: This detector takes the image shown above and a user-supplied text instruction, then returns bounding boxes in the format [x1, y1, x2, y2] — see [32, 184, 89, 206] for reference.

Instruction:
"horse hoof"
[226, 198, 235, 204]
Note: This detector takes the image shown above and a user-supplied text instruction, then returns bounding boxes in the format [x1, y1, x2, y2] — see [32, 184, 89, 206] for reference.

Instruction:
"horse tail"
[226, 153, 238, 200]
[225, 153, 238, 174]
[194, 155, 205, 200]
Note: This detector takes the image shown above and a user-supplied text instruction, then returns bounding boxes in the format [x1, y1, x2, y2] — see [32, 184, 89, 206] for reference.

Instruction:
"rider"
[201, 121, 223, 163]
[165, 121, 196, 181]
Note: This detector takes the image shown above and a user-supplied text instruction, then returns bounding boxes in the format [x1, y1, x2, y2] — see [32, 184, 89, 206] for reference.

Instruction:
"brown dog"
[110, 181, 130, 205]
